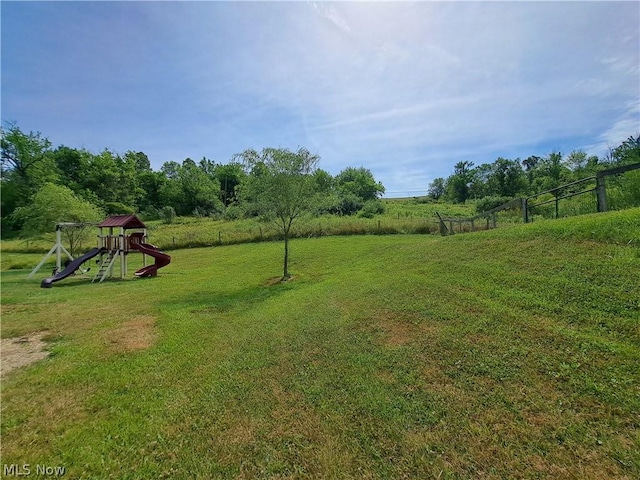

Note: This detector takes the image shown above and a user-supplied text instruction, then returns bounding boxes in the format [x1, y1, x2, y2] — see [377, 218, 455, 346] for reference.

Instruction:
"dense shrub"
[162, 206, 176, 224]
[338, 194, 364, 215]
[223, 205, 244, 221]
[104, 202, 135, 215]
[139, 207, 162, 221]
[313, 193, 341, 216]
[358, 199, 386, 218]
[607, 170, 640, 211]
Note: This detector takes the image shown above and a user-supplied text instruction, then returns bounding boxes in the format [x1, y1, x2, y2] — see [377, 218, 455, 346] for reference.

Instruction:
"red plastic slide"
[130, 242, 171, 277]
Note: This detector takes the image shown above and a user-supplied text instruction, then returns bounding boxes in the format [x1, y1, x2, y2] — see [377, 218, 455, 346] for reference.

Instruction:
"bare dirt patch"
[1, 332, 50, 376]
[105, 315, 157, 353]
[264, 275, 297, 286]
[373, 309, 440, 347]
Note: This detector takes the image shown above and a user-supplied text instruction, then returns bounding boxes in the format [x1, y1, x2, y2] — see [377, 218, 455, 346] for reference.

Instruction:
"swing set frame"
[27, 222, 96, 279]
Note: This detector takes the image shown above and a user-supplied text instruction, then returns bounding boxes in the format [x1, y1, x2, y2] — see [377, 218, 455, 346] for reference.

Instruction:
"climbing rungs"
[92, 251, 117, 283]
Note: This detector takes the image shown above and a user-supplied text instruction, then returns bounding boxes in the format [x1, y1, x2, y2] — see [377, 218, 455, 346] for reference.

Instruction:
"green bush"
[313, 193, 341, 216]
[607, 170, 640, 211]
[358, 200, 386, 218]
[104, 202, 135, 215]
[162, 206, 176, 224]
[338, 194, 364, 215]
[139, 207, 162, 222]
[223, 205, 244, 221]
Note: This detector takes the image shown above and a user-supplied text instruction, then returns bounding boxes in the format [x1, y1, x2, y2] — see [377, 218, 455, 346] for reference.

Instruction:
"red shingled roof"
[97, 214, 146, 229]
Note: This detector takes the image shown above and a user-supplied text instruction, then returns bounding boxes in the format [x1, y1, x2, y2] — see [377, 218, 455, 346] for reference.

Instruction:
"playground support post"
[28, 226, 73, 279]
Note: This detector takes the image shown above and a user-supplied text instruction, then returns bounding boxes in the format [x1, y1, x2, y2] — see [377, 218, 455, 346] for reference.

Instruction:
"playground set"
[29, 214, 171, 288]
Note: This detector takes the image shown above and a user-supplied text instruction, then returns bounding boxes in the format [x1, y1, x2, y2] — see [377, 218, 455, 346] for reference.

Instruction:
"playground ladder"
[93, 250, 117, 283]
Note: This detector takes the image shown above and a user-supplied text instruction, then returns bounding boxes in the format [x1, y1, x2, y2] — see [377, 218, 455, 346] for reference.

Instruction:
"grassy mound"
[1, 209, 638, 478]
[494, 207, 640, 245]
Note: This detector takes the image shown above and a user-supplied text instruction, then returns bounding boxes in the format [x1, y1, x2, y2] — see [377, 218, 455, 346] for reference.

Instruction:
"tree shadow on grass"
[167, 279, 299, 318]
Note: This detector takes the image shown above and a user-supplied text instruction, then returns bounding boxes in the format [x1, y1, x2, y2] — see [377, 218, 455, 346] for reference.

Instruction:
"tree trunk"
[283, 233, 290, 280]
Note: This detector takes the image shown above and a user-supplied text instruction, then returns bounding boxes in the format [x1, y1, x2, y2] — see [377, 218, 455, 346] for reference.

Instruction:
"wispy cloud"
[2, 1, 638, 195]
[312, 2, 351, 34]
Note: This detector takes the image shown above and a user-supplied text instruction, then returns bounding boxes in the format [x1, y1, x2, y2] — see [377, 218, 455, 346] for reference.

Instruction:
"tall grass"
[1, 199, 475, 257]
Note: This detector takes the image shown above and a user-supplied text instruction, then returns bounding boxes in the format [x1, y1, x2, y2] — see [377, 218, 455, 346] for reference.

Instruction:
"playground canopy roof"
[97, 214, 147, 229]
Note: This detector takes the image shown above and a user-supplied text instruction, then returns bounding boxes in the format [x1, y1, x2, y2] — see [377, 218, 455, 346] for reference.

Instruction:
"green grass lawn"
[1, 209, 639, 479]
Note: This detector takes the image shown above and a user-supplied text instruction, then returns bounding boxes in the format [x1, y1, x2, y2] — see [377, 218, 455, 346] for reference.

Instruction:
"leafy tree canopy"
[335, 166, 385, 201]
[428, 177, 446, 200]
[12, 183, 104, 235]
[239, 147, 320, 279]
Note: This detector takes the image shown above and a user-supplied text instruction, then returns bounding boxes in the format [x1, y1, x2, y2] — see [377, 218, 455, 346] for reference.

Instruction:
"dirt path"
[1, 332, 50, 377]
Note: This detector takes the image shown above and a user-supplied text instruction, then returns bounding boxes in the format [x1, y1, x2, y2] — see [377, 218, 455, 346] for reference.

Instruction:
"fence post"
[596, 174, 607, 212]
[522, 198, 529, 223]
[435, 212, 448, 236]
[470, 219, 475, 232]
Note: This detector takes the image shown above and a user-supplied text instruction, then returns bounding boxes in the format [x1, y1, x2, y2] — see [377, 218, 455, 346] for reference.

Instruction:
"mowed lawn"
[1, 210, 639, 479]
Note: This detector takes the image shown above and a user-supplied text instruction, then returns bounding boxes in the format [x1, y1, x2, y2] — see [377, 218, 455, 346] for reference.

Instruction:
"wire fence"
[438, 162, 640, 235]
[437, 198, 523, 235]
[524, 163, 640, 222]
[5, 164, 639, 257]
[524, 177, 598, 222]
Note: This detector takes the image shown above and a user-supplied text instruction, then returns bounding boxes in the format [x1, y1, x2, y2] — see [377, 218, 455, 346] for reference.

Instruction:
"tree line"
[428, 135, 640, 211]
[3, 121, 638, 239]
[0, 122, 386, 238]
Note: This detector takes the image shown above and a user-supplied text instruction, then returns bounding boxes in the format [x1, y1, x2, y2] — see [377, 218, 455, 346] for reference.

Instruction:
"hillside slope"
[1, 208, 638, 478]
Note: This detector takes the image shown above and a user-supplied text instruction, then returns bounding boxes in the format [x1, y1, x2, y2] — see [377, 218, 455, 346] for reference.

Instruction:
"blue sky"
[2, 1, 638, 197]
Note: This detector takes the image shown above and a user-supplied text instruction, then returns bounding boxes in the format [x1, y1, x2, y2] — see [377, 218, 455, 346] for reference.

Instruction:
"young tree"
[214, 162, 247, 206]
[12, 183, 104, 256]
[468, 163, 492, 199]
[564, 150, 589, 172]
[446, 161, 475, 203]
[240, 147, 320, 280]
[486, 158, 527, 198]
[531, 152, 571, 191]
[427, 177, 446, 200]
[523, 155, 542, 188]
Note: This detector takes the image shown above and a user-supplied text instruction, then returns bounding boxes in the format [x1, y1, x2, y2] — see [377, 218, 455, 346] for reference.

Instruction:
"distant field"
[0, 199, 475, 261]
[1, 208, 639, 478]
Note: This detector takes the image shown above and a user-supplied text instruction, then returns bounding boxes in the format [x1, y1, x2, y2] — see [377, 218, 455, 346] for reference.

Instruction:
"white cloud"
[3, 1, 638, 194]
[585, 100, 640, 157]
[312, 2, 351, 34]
